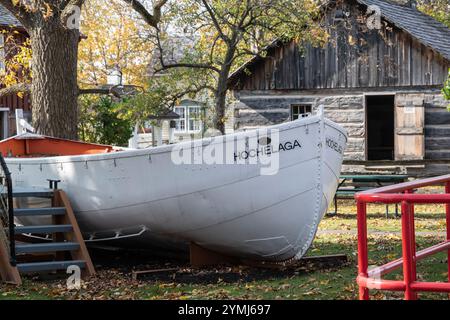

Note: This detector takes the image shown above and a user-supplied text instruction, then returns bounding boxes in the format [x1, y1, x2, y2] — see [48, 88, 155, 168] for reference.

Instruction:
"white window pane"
[175, 107, 185, 118]
[187, 106, 201, 131]
[177, 120, 185, 131]
[174, 107, 187, 132]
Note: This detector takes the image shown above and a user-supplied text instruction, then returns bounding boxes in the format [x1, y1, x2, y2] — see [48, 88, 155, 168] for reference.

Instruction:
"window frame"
[291, 105, 312, 121]
[174, 105, 202, 133]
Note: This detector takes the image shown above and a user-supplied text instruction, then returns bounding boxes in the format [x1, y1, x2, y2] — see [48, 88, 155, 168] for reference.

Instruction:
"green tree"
[132, 0, 324, 134]
[418, 0, 450, 27]
[416, 1, 450, 109]
[444, 70, 450, 108]
[0, 0, 166, 140]
[79, 96, 133, 146]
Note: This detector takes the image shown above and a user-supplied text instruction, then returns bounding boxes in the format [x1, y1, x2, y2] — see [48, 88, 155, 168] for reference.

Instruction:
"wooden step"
[1, 189, 95, 285]
[14, 207, 66, 217]
[6, 187, 54, 198]
[17, 260, 86, 273]
[16, 242, 79, 254]
[15, 225, 73, 234]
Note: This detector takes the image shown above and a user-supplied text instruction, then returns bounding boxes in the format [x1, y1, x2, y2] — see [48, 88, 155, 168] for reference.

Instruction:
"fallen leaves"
[1, 191, 448, 301]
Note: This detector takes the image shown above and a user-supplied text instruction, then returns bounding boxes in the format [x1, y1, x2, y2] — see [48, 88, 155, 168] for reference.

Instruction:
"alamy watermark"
[366, 5, 382, 30]
[171, 128, 290, 176]
[11, 1, 81, 30]
[65, 5, 81, 30]
[66, 265, 81, 290]
[368, 265, 383, 290]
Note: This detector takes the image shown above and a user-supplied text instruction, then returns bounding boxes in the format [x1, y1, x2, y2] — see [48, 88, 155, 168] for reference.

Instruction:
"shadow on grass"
[88, 247, 351, 285]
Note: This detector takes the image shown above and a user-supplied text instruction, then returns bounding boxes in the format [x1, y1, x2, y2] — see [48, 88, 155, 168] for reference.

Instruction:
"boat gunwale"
[4, 115, 347, 165]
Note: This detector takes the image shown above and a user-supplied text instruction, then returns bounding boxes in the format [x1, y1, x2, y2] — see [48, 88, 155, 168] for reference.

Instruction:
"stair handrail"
[0, 153, 15, 266]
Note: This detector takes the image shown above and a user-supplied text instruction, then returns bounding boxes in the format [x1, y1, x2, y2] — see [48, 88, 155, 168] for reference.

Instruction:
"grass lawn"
[1, 198, 449, 300]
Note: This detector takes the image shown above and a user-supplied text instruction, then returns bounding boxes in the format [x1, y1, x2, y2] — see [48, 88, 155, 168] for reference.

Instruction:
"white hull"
[7, 114, 347, 261]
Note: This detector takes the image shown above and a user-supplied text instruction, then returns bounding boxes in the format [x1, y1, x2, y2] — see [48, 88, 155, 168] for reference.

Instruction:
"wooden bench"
[328, 175, 410, 218]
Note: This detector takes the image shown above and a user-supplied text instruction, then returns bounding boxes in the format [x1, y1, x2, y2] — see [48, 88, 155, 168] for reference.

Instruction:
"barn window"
[291, 105, 312, 121]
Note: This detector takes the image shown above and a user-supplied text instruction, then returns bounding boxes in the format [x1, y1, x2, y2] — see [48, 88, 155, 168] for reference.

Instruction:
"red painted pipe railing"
[355, 174, 450, 300]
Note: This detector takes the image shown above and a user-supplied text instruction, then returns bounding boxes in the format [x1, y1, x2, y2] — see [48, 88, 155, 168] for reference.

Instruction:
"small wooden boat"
[0, 110, 347, 261]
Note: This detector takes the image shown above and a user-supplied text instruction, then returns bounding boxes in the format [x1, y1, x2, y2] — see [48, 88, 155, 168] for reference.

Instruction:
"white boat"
[0, 109, 347, 262]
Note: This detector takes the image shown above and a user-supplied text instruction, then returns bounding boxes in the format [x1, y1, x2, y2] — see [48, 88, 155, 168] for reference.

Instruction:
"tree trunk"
[29, 23, 80, 140]
[213, 46, 235, 135]
[214, 81, 227, 135]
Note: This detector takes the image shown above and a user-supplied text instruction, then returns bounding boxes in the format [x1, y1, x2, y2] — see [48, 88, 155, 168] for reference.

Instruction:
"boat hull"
[7, 115, 347, 261]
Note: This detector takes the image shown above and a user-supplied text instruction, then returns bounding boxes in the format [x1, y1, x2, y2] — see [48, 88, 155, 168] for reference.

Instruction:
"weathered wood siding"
[425, 94, 450, 160]
[232, 3, 450, 91]
[395, 93, 425, 160]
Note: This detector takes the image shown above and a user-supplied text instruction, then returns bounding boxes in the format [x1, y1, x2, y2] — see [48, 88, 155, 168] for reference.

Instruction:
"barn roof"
[228, 0, 450, 85]
[359, 0, 450, 61]
[0, 4, 21, 27]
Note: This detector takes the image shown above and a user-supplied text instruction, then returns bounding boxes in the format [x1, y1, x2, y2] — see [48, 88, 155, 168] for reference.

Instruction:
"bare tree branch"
[165, 85, 216, 107]
[0, 83, 30, 98]
[0, 85, 129, 99]
[78, 87, 113, 96]
[201, 0, 229, 43]
[122, 0, 167, 29]
[154, 63, 220, 74]
[153, 30, 221, 74]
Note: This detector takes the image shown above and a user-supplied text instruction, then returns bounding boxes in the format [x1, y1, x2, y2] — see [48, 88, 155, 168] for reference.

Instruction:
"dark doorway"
[366, 95, 395, 161]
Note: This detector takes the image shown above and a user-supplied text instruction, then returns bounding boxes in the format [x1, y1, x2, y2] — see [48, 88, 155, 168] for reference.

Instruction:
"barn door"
[395, 94, 425, 160]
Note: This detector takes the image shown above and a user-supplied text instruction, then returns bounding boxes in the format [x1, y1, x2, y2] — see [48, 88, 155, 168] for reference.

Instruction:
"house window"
[174, 107, 186, 131]
[291, 105, 312, 120]
[174, 106, 202, 133]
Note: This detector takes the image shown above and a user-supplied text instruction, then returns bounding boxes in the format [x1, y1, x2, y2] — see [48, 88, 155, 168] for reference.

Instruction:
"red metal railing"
[355, 174, 450, 300]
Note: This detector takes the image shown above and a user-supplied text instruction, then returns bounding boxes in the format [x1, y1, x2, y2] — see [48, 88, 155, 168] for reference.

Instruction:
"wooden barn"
[0, 5, 31, 139]
[228, 0, 450, 177]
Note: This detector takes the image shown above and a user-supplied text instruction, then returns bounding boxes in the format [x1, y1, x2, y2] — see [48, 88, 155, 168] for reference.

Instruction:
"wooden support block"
[190, 242, 240, 268]
[244, 254, 349, 269]
[301, 254, 348, 266]
[132, 268, 179, 281]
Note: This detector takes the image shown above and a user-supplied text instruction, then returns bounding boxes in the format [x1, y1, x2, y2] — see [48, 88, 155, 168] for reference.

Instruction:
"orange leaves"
[78, 0, 154, 87]
[41, 2, 53, 20]
[0, 35, 32, 98]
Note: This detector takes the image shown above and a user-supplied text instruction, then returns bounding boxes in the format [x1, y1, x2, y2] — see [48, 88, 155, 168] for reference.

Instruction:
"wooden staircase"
[0, 176, 95, 285]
